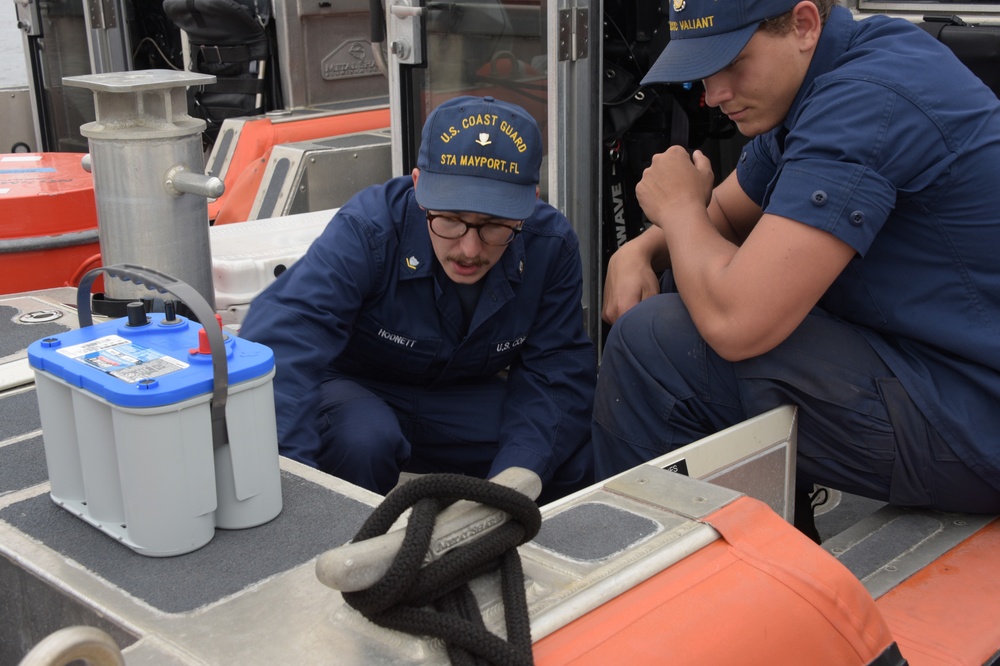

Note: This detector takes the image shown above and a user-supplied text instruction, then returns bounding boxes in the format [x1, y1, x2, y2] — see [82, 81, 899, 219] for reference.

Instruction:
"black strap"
[341, 474, 541, 666]
[196, 77, 265, 96]
[193, 41, 268, 64]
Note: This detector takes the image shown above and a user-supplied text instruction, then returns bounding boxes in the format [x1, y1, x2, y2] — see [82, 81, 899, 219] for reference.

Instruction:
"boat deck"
[0, 291, 745, 663]
[3, 286, 999, 665]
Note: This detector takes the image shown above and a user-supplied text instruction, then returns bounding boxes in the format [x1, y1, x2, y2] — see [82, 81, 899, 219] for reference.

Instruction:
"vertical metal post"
[64, 70, 224, 311]
[550, 0, 602, 346]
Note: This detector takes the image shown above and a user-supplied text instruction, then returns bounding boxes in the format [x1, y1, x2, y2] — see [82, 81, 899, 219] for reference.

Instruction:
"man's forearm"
[627, 225, 673, 272]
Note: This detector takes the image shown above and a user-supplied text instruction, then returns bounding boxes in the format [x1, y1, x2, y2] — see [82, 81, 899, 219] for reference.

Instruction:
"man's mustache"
[447, 254, 490, 267]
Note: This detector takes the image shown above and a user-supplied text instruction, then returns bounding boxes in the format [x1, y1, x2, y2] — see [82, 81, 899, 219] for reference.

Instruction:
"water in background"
[1, 0, 29, 88]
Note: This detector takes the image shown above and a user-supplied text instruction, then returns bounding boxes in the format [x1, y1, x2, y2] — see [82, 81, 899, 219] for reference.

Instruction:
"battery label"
[57, 335, 189, 383]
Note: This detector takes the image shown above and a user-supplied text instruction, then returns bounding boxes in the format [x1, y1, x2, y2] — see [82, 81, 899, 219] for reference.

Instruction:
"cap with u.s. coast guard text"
[642, 0, 799, 85]
[415, 95, 542, 221]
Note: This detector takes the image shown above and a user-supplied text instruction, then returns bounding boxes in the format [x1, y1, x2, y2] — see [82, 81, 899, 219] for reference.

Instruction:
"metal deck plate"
[823, 504, 996, 599]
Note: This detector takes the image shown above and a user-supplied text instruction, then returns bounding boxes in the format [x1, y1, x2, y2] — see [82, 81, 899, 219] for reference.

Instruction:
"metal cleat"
[315, 467, 542, 592]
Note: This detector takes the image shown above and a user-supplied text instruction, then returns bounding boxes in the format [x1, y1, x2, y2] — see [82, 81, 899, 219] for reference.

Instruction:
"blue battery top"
[27, 313, 274, 408]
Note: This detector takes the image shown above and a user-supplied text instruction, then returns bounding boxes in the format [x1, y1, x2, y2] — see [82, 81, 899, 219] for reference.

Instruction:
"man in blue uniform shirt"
[594, 0, 1000, 536]
[240, 96, 596, 503]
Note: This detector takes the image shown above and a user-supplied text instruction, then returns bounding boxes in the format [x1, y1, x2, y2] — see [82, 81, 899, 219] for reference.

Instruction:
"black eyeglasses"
[426, 211, 523, 246]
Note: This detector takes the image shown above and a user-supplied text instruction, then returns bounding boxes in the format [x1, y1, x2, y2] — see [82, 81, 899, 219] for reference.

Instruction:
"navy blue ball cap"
[415, 96, 542, 221]
[642, 0, 799, 84]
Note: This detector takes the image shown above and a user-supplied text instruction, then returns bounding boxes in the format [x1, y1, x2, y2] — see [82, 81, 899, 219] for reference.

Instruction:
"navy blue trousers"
[316, 375, 592, 503]
[593, 285, 1000, 513]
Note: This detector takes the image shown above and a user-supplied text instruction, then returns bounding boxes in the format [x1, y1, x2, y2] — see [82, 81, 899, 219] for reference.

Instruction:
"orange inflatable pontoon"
[535, 496, 902, 666]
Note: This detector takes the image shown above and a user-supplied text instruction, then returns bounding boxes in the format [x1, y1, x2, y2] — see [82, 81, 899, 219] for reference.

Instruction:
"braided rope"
[341, 474, 541, 666]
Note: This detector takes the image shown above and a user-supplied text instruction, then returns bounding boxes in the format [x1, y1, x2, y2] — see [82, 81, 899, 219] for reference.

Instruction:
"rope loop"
[342, 473, 541, 666]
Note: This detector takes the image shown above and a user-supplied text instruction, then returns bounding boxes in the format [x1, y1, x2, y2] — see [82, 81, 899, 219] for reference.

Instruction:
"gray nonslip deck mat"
[0, 436, 48, 496]
[0, 304, 71, 359]
[834, 512, 942, 580]
[0, 471, 373, 614]
[532, 502, 659, 562]
[0, 389, 48, 496]
[1, 387, 42, 438]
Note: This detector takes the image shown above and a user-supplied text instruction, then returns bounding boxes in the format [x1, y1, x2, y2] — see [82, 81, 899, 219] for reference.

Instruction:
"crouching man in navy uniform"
[593, 0, 1000, 537]
[239, 96, 597, 503]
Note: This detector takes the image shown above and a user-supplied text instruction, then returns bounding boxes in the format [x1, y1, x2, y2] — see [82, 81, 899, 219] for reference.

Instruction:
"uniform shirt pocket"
[341, 319, 442, 379]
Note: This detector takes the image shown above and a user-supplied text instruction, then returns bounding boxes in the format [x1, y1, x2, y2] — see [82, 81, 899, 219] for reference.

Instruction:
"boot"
[794, 486, 822, 544]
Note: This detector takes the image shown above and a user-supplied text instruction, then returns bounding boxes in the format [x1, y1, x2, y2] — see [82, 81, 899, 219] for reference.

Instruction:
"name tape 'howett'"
[378, 328, 417, 348]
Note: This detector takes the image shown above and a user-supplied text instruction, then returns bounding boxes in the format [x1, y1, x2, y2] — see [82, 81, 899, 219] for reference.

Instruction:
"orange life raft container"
[0, 153, 99, 295]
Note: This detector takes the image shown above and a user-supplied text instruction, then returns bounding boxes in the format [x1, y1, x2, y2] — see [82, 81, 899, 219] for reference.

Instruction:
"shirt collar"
[781, 5, 855, 136]
[399, 196, 434, 280]
[498, 229, 526, 285]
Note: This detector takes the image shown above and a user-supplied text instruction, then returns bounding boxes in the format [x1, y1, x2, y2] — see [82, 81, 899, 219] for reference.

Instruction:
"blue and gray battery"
[27, 301, 282, 557]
